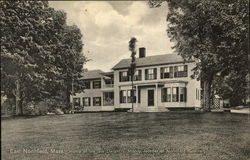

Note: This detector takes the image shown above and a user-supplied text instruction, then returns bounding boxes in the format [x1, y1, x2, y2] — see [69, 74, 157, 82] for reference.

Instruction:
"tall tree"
[1, 1, 86, 115]
[149, 0, 249, 110]
[128, 37, 137, 112]
[56, 25, 86, 112]
[1, 1, 57, 115]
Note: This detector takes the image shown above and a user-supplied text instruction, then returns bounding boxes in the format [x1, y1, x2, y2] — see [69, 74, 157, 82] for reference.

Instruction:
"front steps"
[131, 107, 169, 112]
[146, 107, 169, 112]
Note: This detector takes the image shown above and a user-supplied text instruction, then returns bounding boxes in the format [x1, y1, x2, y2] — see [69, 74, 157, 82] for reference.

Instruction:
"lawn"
[1, 112, 250, 160]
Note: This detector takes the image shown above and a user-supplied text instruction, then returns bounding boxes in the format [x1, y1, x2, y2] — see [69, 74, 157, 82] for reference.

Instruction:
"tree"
[214, 71, 249, 106]
[1, 1, 86, 115]
[56, 25, 86, 112]
[149, 0, 249, 110]
[128, 37, 137, 112]
[1, 1, 57, 115]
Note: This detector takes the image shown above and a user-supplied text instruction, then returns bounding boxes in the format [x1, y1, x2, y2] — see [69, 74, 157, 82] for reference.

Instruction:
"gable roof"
[79, 69, 104, 80]
[112, 54, 192, 70]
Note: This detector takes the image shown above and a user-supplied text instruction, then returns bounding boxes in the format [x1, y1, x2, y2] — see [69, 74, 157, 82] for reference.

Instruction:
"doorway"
[148, 89, 154, 106]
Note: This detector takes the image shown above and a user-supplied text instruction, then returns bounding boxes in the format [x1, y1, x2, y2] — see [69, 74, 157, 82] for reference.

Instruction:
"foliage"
[149, 0, 249, 108]
[128, 37, 137, 75]
[214, 72, 249, 106]
[0, 1, 86, 115]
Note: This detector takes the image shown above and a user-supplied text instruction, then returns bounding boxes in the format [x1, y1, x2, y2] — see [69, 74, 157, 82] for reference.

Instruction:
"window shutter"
[160, 68, 163, 79]
[174, 66, 178, 77]
[120, 91, 122, 103]
[170, 66, 173, 78]
[154, 68, 157, 79]
[138, 70, 142, 80]
[185, 87, 187, 102]
[184, 65, 188, 71]
[119, 72, 122, 82]
[176, 87, 179, 102]
[184, 65, 188, 77]
[161, 88, 164, 102]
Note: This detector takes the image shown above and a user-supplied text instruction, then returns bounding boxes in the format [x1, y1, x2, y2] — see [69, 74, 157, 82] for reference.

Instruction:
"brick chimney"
[139, 47, 146, 58]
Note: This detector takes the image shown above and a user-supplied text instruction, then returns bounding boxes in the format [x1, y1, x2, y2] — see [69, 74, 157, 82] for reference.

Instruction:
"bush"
[23, 101, 48, 116]
[1, 98, 15, 115]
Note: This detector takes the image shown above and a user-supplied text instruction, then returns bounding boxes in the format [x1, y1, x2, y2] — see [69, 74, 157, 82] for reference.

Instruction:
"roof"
[112, 54, 193, 70]
[100, 71, 114, 76]
[79, 70, 104, 80]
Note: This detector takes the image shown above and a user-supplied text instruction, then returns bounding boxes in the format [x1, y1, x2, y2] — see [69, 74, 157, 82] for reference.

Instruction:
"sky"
[49, 1, 174, 72]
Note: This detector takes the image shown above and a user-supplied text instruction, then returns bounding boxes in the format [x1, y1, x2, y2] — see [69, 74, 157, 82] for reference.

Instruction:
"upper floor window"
[93, 80, 101, 89]
[174, 65, 188, 78]
[161, 67, 173, 79]
[83, 81, 90, 89]
[119, 71, 129, 82]
[133, 70, 142, 81]
[145, 68, 157, 80]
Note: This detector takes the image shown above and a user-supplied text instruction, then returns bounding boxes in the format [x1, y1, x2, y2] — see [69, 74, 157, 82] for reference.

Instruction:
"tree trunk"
[66, 84, 71, 112]
[203, 79, 212, 111]
[15, 79, 23, 115]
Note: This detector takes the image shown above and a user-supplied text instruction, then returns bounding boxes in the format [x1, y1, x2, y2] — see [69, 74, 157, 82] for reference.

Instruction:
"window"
[180, 87, 187, 102]
[83, 81, 90, 89]
[161, 67, 173, 79]
[127, 90, 136, 103]
[172, 87, 179, 102]
[103, 92, 114, 106]
[120, 90, 126, 103]
[174, 65, 188, 78]
[93, 97, 101, 106]
[145, 68, 157, 80]
[73, 98, 80, 106]
[133, 70, 142, 81]
[83, 97, 91, 106]
[93, 81, 101, 89]
[162, 88, 171, 102]
[119, 71, 129, 82]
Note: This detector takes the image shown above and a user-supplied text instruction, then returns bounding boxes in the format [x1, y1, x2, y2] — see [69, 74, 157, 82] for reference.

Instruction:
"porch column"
[156, 83, 158, 107]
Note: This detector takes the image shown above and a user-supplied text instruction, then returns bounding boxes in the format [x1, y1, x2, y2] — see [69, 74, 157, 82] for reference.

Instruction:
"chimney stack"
[139, 47, 146, 58]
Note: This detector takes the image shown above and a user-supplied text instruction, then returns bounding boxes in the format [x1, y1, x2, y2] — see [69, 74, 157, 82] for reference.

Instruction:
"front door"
[148, 90, 154, 106]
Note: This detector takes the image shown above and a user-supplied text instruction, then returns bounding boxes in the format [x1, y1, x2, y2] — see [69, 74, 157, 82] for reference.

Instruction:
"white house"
[70, 70, 115, 112]
[112, 48, 201, 112]
[71, 48, 201, 112]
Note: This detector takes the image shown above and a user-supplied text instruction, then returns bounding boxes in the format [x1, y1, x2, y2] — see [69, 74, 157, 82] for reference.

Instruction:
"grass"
[1, 112, 250, 160]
